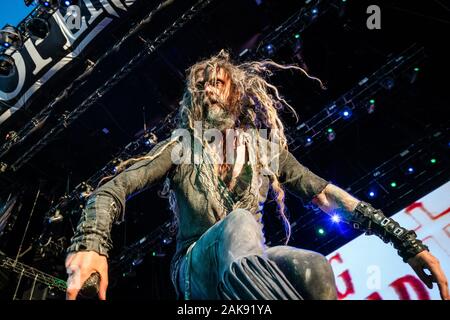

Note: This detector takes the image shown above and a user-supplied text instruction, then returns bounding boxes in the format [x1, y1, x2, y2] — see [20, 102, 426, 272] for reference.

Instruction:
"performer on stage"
[65, 51, 448, 300]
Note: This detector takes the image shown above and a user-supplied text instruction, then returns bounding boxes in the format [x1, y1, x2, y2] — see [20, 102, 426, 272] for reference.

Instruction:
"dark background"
[0, 0, 448, 299]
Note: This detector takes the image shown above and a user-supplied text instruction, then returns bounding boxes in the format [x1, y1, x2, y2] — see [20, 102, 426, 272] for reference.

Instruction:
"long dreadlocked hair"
[96, 50, 323, 243]
[176, 50, 324, 244]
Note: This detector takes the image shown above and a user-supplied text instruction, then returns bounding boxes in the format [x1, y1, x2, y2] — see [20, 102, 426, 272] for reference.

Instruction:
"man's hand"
[408, 250, 449, 300]
[65, 251, 108, 300]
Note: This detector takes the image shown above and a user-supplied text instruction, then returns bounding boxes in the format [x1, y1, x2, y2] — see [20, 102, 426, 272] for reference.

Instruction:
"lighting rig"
[0, 0, 215, 173]
[288, 44, 425, 153]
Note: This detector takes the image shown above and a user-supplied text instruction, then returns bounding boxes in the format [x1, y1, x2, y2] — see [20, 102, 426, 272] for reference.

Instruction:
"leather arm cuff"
[349, 201, 429, 262]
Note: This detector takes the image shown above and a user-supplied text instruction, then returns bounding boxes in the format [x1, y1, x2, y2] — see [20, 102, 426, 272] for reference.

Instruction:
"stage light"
[0, 25, 24, 50]
[367, 99, 376, 114]
[61, 0, 78, 7]
[430, 158, 437, 164]
[25, 17, 50, 39]
[407, 167, 414, 174]
[311, 8, 318, 15]
[368, 190, 376, 198]
[38, 0, 58, 9]
[414, 67, 420, 72]
[294, 34, 300, 39]
[305, 136, 313, 147]
[326, 128, 336, 141]
[317, 227, 325, 236]
[263, 43, 275, 56]
[0, 54, 16, 77]
[390, 181, 397, 188]
[331, 214, 341, 223]
[340, 106, 352, 119]
[132, 257, 143, 266]
[381, 77, 395, 90]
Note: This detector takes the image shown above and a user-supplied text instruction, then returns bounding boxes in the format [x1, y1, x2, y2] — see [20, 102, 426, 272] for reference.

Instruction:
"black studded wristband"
[349, 201, 429, 262]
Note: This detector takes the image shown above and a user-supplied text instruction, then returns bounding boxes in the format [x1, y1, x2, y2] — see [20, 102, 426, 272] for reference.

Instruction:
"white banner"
[327, 181, 450, 300]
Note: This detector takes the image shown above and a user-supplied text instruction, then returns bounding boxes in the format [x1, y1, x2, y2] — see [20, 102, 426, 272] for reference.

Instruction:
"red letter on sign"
[390, 275, 430, 300]
[329, 253, 355, 299]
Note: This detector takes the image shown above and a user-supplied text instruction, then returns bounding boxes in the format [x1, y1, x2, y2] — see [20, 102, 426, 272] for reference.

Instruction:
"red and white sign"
[327, 181, 450, 300]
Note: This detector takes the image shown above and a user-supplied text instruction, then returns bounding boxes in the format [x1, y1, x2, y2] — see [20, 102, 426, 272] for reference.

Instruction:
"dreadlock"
[176, 49, 324, 244]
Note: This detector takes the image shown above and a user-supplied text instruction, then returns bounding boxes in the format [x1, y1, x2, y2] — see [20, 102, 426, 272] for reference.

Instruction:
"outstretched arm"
[66, 138, 177, 300]
[312, 183, 449, 300]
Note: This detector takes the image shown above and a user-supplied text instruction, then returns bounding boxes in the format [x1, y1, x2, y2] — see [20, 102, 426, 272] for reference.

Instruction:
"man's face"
[196, 66, 236, 130]
[199, 67, 232, 107]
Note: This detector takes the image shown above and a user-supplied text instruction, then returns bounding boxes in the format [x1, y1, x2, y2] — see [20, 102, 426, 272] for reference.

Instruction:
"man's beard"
[203, 98, 237, 131]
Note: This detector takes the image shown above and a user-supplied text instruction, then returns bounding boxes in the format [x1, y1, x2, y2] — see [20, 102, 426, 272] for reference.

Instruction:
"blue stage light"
[331, 214, 341, 223]
[341, 106, 352, 119]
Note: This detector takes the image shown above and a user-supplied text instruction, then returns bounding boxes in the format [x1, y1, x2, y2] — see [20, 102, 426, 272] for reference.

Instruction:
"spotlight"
[331, 214, 341, 223]
[340, 106, 352, 119]
[132, 257, 143, 266]
[406, 166, 414, 174]
[368, 190, 376, 198]
[0, 54, 16, 77]
[326, 128, 336, 141]
[367, 99, 376, 114]
[61, 0, 78, 7]
[317, 227, 326, 236]
[25, 17, 50, 39]
[311, 8, 319, 16]
[381, 77, 395, 90]
[0, 25, 24, 50]
[264, 44, 274, 56]
[38, 0, 59, 9]
[407, 67, 420, 84]
[305, 136, 313, 147]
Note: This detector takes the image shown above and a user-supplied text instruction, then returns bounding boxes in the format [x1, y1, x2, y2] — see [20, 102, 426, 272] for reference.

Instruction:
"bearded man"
[65, 51, 448, 300]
